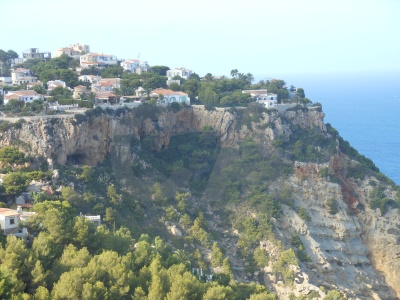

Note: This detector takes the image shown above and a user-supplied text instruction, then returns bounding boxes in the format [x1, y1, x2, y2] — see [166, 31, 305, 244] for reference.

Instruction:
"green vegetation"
[327, 198, 339, 215]
[369, 186, 398, 214]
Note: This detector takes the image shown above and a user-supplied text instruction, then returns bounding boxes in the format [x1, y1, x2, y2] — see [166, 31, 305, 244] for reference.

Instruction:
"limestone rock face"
[0, 106, 399, 299]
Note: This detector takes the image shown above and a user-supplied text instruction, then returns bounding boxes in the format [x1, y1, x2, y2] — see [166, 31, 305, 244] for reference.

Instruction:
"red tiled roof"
[151, 89, 188, 96]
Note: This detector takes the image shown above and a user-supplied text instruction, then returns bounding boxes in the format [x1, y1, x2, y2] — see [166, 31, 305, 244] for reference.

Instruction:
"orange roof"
[152, 89, 188, 96]
[95, 91, 115, 98]
[5, 90, 38, 97]
[0, 208, 19, 217]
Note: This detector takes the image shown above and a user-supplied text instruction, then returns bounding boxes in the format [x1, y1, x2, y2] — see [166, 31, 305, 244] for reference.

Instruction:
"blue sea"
[259, 71, 400, 185]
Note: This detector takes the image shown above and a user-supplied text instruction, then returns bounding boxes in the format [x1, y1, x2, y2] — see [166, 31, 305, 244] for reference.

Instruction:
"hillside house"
[26, 81, 43, 89]
[0, 206, 36, 236]
[22, 48, 51, 60]
[121, 59, 150, 74]
[151, 88, 190, 105]
[11, 68, 38, 85]
[78, 74, 101, 84]
[54, 43, 90, 59]
[4, 90, 44, 105]
[73, 85, 88, 99]
[47, 80, 67, 91]
[0, 208, 19, 234]
[242, 89, 278, 108]
[91, 78, 120, 92]
[80, 53, 117, 69]
[166, 68, 193, 80]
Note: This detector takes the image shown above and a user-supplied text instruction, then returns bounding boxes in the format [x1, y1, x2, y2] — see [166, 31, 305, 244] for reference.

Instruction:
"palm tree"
[230, 69, 239, 78]
[173, 249, 191, 267]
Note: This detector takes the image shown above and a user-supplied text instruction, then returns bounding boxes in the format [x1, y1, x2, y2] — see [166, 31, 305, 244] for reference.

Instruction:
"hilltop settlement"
[0, 44, 312, 115]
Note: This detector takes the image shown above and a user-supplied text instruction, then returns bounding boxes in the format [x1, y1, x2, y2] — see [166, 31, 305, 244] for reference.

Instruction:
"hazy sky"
[1, 0, 399, 78]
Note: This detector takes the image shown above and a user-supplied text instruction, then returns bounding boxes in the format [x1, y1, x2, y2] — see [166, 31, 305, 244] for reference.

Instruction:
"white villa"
[47, 80, 67, 90]
[80, 53, 118, 69]
[4, 90, 44, 105]
[11, 68, 38, 85]
[151, 88, 190, 105]
[54, 43, 90, 59]
[166, 68, 193, 80]
[121, 59, 149, 74]
[0, 206, 36, 237]
[242, 89, 278, 108]
[78, 74, 101, 84]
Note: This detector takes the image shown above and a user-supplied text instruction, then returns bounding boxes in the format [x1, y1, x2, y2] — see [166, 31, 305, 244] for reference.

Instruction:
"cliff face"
[0, 107, 325, 166]
[1, 106, 399, 299]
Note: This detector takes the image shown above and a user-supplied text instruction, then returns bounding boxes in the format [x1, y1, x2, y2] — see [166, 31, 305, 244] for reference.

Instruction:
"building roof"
[0, 208, 19, 217]
[95, 91, 115, 99]
[151, 89, 188, 96]
[27, 81, 42, 86]
[5, 90, 40, 100]
[12, 68, 30, 73]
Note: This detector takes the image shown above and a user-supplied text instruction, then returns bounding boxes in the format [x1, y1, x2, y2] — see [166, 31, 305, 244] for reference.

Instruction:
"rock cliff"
[0, 105, 399, 299]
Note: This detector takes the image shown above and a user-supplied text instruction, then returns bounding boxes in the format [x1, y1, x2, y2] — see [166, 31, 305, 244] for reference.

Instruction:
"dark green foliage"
[338, 136, 378, 172]
[279, 126, 336, 162]
[369, 187, 397, 214]
[0, 146, 26, 166]
[327, 198, 338, 215]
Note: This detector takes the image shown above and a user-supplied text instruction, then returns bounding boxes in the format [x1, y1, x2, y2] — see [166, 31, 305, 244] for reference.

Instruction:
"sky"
[1, 0, 399, 78]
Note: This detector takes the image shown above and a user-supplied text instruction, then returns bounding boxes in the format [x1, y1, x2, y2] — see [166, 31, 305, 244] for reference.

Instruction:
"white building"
[54, 43, 90, 59]
[80, 53, 118, 69]
[78, 74, 101, 84]
[242, 89, 278, 108]
[151, 88, 190, 105]
[121, 59, 149, 74]
[22, 48, 51, 60]
[11, 68, 38, 85]
[47, 80, 67, 90]
[0, 77, 12, 84]
[4, 90, 43, 105]
[0, 206, 36, 236]
[84, 215, 101, 226]
[0, 208, 19, 234]
[166, 68, 193, 80]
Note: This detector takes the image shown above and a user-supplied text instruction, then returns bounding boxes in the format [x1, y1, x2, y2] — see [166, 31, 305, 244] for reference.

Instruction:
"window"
[9, 218, 15, 225]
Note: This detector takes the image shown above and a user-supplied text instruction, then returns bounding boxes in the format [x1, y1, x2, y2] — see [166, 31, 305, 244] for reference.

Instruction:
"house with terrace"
[4, 90, 44, 105]
[54, 43, 90, 59]
[0, 206, 36, 237]
[166, 68, 193, 80]
[80, 53, 118, 69]
[242, 89, 278, 108]
[91, 78, 120, 93]
[121, 59, 150, 74]
[11, 68, 38, 85]
[78, 74, 101, 84]
[151, 88, 190, 105]
[47, 80, 67, 91]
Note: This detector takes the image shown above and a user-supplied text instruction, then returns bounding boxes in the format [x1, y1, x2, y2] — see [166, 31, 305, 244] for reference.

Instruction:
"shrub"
[327, 198, 338, 215]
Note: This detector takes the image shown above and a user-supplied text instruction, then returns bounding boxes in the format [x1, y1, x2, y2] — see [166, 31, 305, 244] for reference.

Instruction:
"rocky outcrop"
[0, 106, 325, 166]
